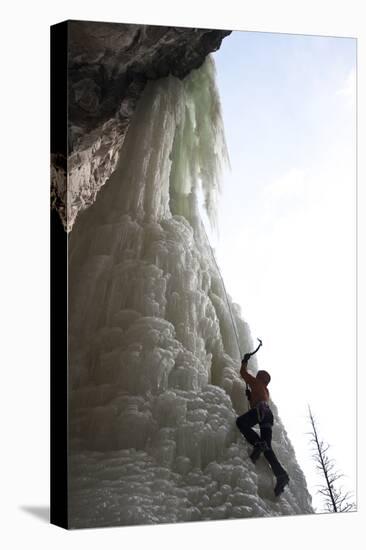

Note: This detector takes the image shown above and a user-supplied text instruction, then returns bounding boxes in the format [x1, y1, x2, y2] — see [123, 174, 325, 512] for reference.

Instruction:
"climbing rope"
[200, 220, 243, 359]
[199, 220, 263, 408]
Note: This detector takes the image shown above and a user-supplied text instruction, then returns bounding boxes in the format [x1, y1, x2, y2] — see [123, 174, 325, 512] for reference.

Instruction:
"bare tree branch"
[307, 406, 356, 513]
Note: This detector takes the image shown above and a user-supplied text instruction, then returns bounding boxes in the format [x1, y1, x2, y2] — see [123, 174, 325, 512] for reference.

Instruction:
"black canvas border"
[50, 20, 69, 529]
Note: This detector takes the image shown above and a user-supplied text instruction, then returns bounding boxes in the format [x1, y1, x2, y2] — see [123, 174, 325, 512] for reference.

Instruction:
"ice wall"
[68, 57, 313, 528]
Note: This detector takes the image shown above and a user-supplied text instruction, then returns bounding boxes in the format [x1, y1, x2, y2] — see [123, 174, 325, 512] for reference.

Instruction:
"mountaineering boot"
[274, 473, 290, 497]
[250, 441, 269, 464]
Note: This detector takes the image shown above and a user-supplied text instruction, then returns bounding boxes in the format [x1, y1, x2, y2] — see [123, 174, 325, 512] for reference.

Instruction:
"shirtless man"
[236, 353, 290, 497]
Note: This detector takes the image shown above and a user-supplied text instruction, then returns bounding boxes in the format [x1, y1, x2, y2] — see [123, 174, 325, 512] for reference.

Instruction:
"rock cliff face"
[51, 21, 231, 231]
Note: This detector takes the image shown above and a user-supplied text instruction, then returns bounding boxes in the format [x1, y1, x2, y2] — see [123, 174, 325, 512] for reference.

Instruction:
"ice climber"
[236, 354, 290, 497]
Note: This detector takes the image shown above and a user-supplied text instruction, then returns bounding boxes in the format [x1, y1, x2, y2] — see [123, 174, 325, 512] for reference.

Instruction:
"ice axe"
[242, 338, 263, 363]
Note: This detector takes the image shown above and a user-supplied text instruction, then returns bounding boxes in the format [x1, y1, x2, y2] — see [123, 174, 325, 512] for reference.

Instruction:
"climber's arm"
[240, 358, 256, 385]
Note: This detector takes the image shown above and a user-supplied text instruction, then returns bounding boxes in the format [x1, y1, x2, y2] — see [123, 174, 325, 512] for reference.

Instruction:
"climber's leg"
[236, 408, 261, 446]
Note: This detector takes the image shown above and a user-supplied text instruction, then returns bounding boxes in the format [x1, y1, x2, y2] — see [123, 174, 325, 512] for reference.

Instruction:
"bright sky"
[211, 31, 356, 511]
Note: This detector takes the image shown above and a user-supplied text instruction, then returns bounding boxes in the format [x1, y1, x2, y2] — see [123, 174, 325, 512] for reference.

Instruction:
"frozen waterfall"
[68, 57, 313, 528]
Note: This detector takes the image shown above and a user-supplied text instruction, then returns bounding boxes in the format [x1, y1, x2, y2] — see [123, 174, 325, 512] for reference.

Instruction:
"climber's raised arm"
[240, 354, 256, 385]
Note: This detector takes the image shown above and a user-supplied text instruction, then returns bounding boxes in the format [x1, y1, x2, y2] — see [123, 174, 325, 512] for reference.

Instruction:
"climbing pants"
[236, 404, 287, 478]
